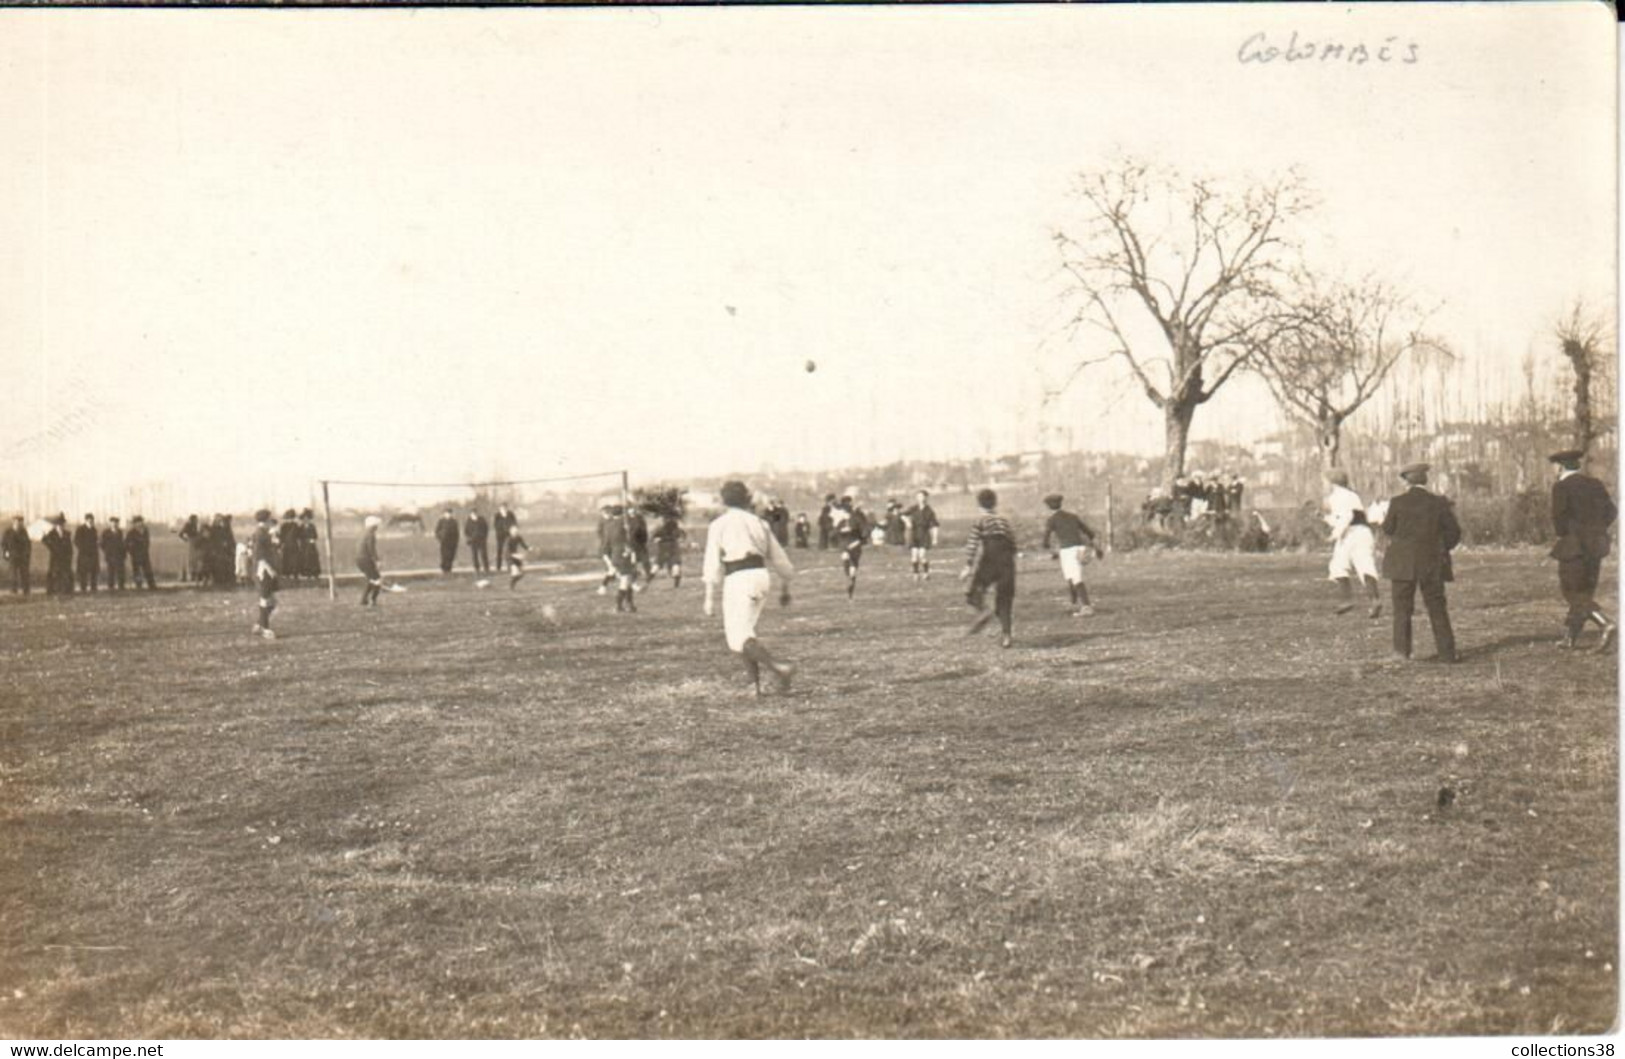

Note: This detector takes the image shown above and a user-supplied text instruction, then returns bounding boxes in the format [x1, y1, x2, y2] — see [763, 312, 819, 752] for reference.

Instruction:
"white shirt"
[1323, 484, 1367, 539]
[703, 507, 796, 586]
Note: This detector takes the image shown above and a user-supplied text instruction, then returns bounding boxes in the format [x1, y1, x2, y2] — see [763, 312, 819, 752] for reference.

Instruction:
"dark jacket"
[74, 524, 99, 561]
[464, 514, 488, 543]
[435, 516, 461, 548]
[2, 525, 30, 565]
[43, 526, 73, 563]
[100, 526, 126, 561]
[125, 524, 150, 559]
[1380, 487, 1461, 582]
[1551, 473, 1616, 561]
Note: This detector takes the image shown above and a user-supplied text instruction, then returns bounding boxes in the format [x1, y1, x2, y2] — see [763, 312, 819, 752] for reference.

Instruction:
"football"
[805, 359, 817, 373]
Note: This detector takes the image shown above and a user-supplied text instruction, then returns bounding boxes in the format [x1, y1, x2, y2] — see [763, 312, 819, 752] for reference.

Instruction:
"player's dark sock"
[1363, 576, 1379, 599]
[847, 577, 856, 599]
[674, 572, 682, 588]
[1076, 583, 1091, 606]
[1067, 583, 1077, 605]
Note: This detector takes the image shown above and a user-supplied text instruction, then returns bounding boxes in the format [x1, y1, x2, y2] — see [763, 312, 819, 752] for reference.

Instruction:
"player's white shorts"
[722, 568, 772, 652]
[1058, 545, 1091, 583]
[1328, 525, 1378, 581]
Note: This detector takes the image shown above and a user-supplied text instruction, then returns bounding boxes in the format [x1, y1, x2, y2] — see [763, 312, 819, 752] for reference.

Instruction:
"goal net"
[314, 469, 630, 599]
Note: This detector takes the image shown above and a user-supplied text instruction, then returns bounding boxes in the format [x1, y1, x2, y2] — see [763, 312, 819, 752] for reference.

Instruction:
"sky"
[0, 3, 1615, 515]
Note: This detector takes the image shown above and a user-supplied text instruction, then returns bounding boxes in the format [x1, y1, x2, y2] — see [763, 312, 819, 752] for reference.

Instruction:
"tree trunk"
[1318, 417, 1343, 469]
[1163, 400, 1195, 489]
[1565, 340, 1594, 452]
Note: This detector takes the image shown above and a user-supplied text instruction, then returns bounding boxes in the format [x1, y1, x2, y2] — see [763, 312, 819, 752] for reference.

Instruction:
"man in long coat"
[74, 514, 100, 593]
[100, 516, 127, 591]
[1380, 462, 1462, 663]
[1548, 448, 1617, 650]
[43, 515, 74, 595]
[3, 515, 32, 596]
[434, 508, 461, 574]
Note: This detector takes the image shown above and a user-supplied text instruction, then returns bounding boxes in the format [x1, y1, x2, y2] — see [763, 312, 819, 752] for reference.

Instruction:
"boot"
[744, 638, 793, 694]
[1364, 576, 1382, 619]
[1594, 608, 1616, 651]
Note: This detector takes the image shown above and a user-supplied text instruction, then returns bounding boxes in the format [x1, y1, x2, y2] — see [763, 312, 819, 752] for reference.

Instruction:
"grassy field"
[0, 545, 1615, 1038]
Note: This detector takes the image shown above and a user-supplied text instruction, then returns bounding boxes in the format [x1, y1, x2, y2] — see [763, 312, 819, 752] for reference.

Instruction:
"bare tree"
[1051, 159, 1312, 485]
[1555, 299, 1615, 453]
[1256, 275, 1451, 469]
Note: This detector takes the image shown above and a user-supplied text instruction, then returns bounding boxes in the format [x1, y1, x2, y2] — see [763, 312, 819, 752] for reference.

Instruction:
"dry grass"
[0, 546, 1615, 1038]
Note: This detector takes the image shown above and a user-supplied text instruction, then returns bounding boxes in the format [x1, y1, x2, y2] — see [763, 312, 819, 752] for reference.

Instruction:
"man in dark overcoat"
[1380, 462, 1462, 663]
[1548, 448, 1617, 650]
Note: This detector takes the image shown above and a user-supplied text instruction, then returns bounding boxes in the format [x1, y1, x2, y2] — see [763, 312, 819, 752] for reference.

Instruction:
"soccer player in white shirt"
[703, 480, 797, 696]
[1323, 469, 1382, 618]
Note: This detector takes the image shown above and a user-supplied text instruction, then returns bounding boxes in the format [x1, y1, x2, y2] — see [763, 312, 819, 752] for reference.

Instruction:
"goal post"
[315, 469, 631, 601]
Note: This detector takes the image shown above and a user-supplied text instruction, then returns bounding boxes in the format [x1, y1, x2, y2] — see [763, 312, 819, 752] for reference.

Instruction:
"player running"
[703, 480, 796, 696]
[250, 508, 280, 640]
[834, 496, 868, 600]
[1323, 469, 1382, 618]
[1041, 493, 1105, 616]
[505, 526, 529, 589]
[961, 488, 1018, 648]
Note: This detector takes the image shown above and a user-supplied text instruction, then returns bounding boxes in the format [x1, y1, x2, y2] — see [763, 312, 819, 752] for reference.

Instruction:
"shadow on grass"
[895, 667, 987, 685]
[1019, 632, 1122, 650]
[1056, 653, 1136, 668]
[1456, 633, 1570, 661]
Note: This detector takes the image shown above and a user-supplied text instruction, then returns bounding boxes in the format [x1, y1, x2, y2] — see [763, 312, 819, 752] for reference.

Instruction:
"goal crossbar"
[317, 469, 630, 600]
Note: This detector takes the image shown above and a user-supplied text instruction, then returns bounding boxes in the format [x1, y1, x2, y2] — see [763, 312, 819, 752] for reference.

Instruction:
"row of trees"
[1051, 158, 1613, 484]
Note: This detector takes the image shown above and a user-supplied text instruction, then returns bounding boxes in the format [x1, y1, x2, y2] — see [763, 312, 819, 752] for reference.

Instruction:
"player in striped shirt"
[960, 488, 1017, 648]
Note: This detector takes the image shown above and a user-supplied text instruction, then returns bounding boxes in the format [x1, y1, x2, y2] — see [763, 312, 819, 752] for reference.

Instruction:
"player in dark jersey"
[651, 514, 686, 588]
[504, 527, 529, 589]
[1041, 493, 1105, 616]
[251, 508, 280, 639]
[902, 489, 940, 583]
[962, 488, 1017, 648]
[601, 505, 637, 612]
[835, 496, 868, 600]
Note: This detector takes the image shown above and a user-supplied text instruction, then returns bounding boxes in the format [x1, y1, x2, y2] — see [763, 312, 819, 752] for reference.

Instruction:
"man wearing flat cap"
[1380, 462, 1462, 662]
[1548, 449, 1617, 650]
